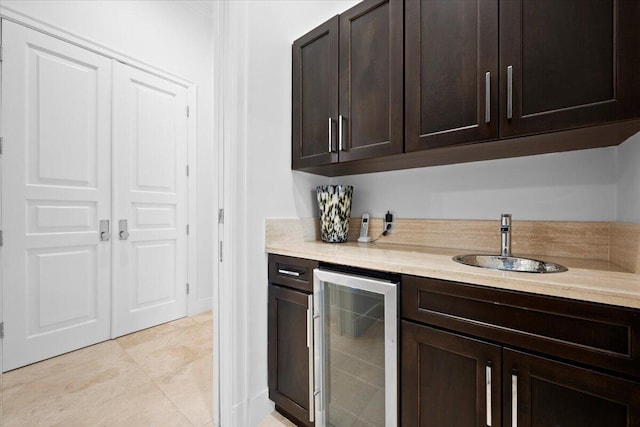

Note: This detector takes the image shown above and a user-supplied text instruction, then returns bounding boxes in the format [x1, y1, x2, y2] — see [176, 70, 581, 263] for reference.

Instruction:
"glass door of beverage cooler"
[313, 269, 398, 427]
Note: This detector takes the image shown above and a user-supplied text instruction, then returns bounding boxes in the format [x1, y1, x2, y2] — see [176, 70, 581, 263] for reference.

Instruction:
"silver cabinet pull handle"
[307, 294, 315, 422]
[277, 268, 301, 277]
[328, 117, 333, 153]
[338, 114, 344, 151]
[99, 219, 111, 241]
[507, 65, 513, 120]
[485, 72, 491, 124]
[486, 363, 492, 426]
[512, 369, 518, 427]
[119, 219, 130, 240]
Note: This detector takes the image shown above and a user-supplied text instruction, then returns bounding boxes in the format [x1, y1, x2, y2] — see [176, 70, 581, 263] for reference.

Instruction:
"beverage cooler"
[312, 268, 399, 426]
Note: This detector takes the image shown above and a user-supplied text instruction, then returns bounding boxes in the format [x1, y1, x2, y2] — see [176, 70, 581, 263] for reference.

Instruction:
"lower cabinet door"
[504, 349, 640, 427]
[401, 320, 501, 427]
[268, 284, 313, 426]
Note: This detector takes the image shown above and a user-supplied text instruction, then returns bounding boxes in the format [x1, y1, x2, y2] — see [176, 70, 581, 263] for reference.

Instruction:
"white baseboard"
[227, 387, 272, 427]
[231, 400, 248, 427]
[189, 296, 213, 316]
[249, 388, 273, 426]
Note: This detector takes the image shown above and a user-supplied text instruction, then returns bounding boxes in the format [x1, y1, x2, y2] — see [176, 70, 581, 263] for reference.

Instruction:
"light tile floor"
[256, 411, 296, 427]
[2, 312, 296, 427]
[2, 312, 213, 427]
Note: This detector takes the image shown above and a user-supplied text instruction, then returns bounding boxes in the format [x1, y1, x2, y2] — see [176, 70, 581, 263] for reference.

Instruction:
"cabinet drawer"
[402, 275, 640, 378]
[268, 254, 318, 292]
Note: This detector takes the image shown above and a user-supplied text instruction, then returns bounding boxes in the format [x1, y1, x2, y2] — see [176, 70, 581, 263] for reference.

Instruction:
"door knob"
[119, 220, 129, 240]
[99, 220, 111, 241]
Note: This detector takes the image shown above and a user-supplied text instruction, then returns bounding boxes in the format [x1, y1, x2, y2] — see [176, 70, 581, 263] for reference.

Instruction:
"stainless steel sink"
[453, 254, 568, 273]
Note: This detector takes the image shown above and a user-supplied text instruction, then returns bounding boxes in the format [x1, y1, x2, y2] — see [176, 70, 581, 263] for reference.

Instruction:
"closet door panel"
[111, 62, 188, 338]
[1, 21, 112, 370]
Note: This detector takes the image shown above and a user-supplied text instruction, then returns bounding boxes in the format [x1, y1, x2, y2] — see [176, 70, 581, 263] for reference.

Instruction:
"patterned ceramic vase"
[316, 185, 353, 243]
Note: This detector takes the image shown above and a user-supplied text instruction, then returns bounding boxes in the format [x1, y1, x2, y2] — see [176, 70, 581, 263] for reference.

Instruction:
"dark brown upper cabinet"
[406, 0, 640, 150]
[405, 0, 499, 151]
[292, 0, 403, 168]
[338, 0, 403, 162]
[293, 0, 640, 176]
[291, 16, 339, 169]
[500, 0, 640, 138]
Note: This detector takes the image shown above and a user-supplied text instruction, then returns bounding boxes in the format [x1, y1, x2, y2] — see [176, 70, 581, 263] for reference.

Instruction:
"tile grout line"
[119, 319, 209, 427]
[146, 343, 201, 425]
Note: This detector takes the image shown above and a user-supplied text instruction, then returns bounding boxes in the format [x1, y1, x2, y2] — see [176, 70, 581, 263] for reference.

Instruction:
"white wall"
[240, 1, 358, 424]
[337, 147, 618, 222]
[2, 0, 216, 312]
[616, 132, 640, 222]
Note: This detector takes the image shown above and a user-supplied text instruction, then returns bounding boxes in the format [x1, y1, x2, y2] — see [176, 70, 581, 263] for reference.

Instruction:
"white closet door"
[1, 21, 112, 371]
[111, 62, 188, 338]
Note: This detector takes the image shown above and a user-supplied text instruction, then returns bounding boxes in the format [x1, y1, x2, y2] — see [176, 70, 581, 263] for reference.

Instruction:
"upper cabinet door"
[338, 0, 403, 162]
[405, 0, 499, 152]
[292, 16, 339, 169]
[499, 0, 640, 138]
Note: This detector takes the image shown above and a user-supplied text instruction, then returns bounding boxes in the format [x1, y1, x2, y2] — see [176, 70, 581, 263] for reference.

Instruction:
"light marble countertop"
[266, 240, 640, 309]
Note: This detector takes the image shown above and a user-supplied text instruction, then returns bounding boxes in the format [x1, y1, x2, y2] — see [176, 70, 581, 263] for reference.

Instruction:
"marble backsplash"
[265, 218, 640, 274]
[610, 222, 640, 273]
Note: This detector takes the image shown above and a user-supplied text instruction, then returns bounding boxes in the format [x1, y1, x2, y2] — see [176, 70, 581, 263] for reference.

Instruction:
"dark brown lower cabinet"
[504, 349, 640, 427]
[401, 321, 501, 427]
[268, 284, 313, 426]
[401, 319, 640, 427]
[401, 275, 640, 426]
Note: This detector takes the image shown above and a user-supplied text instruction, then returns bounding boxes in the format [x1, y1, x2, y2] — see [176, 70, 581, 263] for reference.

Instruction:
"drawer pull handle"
[278, 268, 301, 277]
[485, 72, 491, 124]
[328, 117, 333, 153]
[507, 65, 513, 120]
[338, 115, 345, 151]
[486, 363, 492, 426]
[512, 369, 518, 427]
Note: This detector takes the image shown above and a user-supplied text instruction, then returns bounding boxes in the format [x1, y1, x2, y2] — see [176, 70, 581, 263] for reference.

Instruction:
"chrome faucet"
[500, 214, 512, 257]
